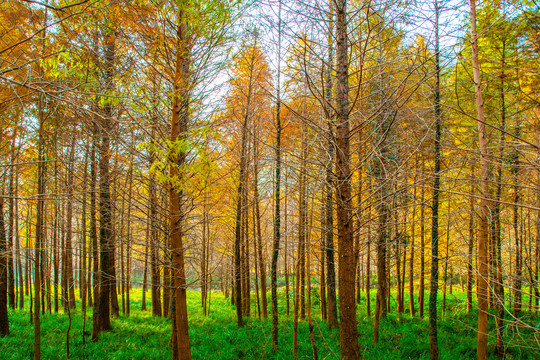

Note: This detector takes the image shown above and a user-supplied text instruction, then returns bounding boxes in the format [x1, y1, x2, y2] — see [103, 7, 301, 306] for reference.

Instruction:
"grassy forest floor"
[0, 287, 539, 359]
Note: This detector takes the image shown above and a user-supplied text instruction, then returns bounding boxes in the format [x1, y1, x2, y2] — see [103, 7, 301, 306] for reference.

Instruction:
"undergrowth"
[0, 287, 538, 359]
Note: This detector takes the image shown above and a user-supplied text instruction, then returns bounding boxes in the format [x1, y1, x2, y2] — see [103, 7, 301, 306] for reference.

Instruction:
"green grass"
[0, 286, 539, 359]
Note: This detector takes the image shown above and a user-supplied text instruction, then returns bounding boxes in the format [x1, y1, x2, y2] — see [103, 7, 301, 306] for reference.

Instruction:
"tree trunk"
[467, 170, 475, 314]
[7, 147, 15, 310]
[324, 3, 338, 330]
[142, 218, 149, 311]
[93, 20, 117, 338]
[409, 157, 418, 316]
[299, 118, 307, 321]
[253, 134, 267, 319]
[66, 136, 77, 310]
[335, 1, 359, 357]
[419, 159, 426, 318]
[150, 171, 162, 317]
[512, 125, 522, 318]
[429, 3, 442, 357]
[470, 1, 490, 358]
[169, 8, 192, 359]
[81, 145, 89, 316]
[0, 195, 10, 336]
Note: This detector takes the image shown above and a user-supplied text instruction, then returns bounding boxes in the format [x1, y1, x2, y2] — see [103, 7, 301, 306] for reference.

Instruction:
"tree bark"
[470, 1, 490, 358]
[0, 195, 10, 335]
[93, 19, 117, 338]
[335, 1, 359, 357]
[324, 3, 339, 330]
[429, 3, 442, 357]
[169, 8, 192, 359]
[233, 40, 258, 328]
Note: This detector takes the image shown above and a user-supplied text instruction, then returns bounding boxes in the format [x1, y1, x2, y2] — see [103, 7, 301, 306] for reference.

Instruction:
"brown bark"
[467, 171, 474, 314]
[299, 118, 307, 321]
[65, 136, 76, 310]
[7, 148, 15, 310]
[0, 196, 10, 336]
[34, 90, 46, 359]
[150, 173, 162, 317]
[470, 1, 490, 358]
[419, 159, 426, 318]
[271, 3, 283, 348]
[409, 158, 417, 317]
[92, 20, 117, 338]
[142, 218, 149, 311]
[429, 3, 442, 356]
[335, 0, 359, 357]
[81, 145, 89, 316]
[169, 8, 192, 359]
[253, 134, 267, 319]
[324, 3, 338, 330]
[234, 38, 258, 327]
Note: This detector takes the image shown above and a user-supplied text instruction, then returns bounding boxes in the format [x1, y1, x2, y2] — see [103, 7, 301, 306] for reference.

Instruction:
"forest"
[0, 0, 539, 359]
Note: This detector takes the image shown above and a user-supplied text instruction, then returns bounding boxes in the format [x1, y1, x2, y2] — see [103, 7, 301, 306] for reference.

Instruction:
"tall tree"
[0, 195, 9, 336]
[92, 6, 117, 338]
[428, 1, 442, 358]
[335, 0, 359, 357]
[271, 1, 283, 349]
[169, 7, 192, 359]
[469, 0, 490, 358]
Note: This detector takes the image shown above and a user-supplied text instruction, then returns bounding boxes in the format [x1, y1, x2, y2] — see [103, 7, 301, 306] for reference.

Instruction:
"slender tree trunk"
[109, 188, 120, 319]
[15, 165, 24, 310]
[253, 135, 267, 319]
[396, 201, 403, 314]
[324, 3, 338, 330]
[271, 4, 283, 350]
[7, 148, 15, 310]
[66, 136, 76, 310]
[494, 59, 506, 359]
[142, 218, 149, 311]
[150, 173, 162, 317]
[25, 205, 30, 299]
[169, 8, 192, 359]
[419, 159, 426, 318]
[90, 112, 98, 311]
[0, 196, 10, 336]
[53, 181, 59, 314]
[470, 1, 490, 358]
[429, 3, 442, 357]
[467, 170, 475, 314]
[201, 187, 208, 316]
[367, 217, 372, 317]
[299, 118, 307, 321]
[409, 158, 418, 316]
[512, 126, 522, 318]
[252, 204, 260, 318]
[292, 231, 301, 358]
[93, 20, 117, 338]
[443, 208, 450, 317]
[125, 167, 133, 317]
[335, 1, 359, 357]
[81, 145, 89, 317]
[320, 198, 327, 320]
[33, 63, 48, 356]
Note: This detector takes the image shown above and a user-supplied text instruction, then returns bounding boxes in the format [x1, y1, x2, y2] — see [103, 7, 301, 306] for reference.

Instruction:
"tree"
[428, 1, 442, 358]
[271, 1, 283, 349]
[335, 0, 360, 357]
[0, 195, 9, 336]
[469, 0, 490, 358]
[169, 7, 192, 359]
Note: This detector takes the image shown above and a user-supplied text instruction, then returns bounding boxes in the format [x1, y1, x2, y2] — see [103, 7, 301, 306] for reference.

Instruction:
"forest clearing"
[1, 0, 540, 359]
